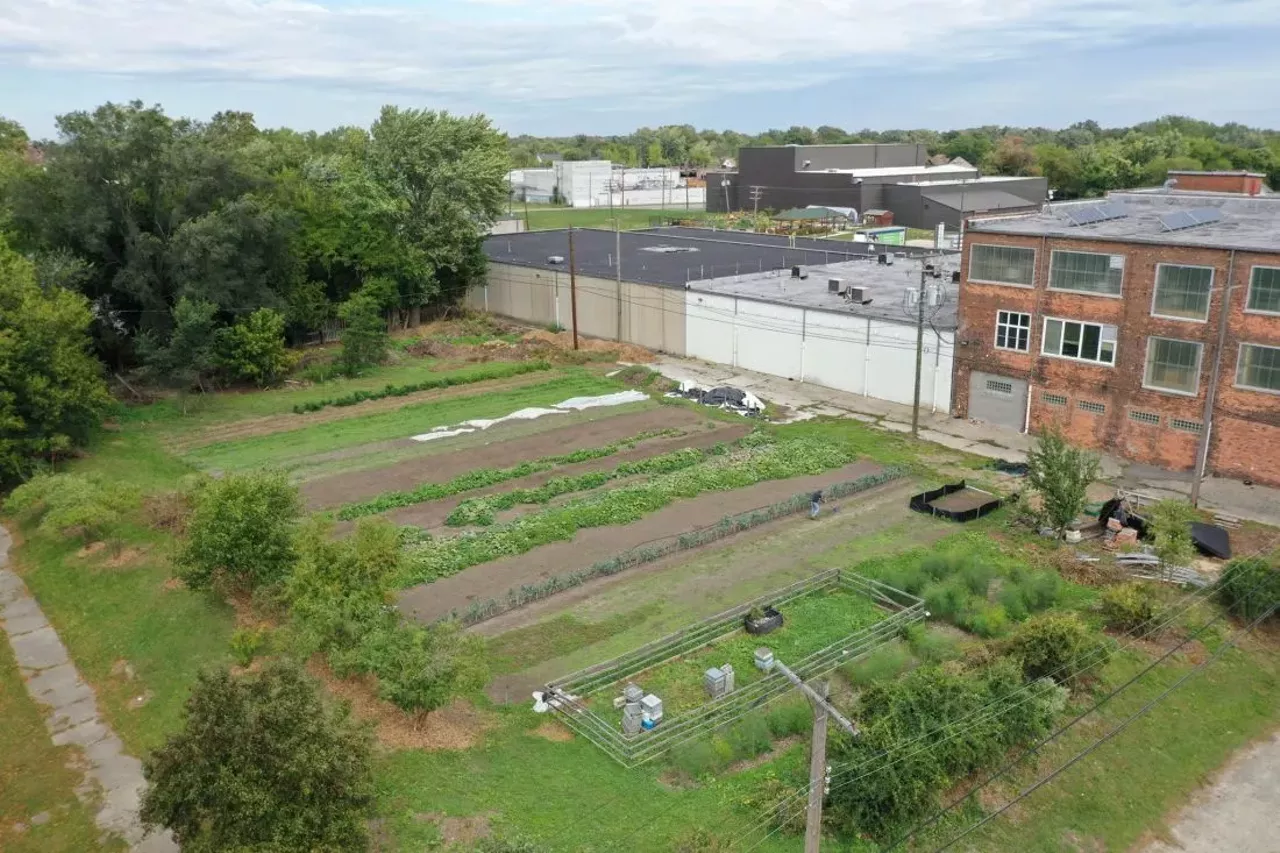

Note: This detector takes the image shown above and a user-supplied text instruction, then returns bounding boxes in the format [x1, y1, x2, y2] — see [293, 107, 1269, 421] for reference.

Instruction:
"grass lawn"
[0, 635, 120, 853]
[182, 370, 627, 472]
[522, 206, 714, 231]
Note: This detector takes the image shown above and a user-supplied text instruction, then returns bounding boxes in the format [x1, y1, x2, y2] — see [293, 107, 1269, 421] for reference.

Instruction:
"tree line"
[510, 116, 1280, 198]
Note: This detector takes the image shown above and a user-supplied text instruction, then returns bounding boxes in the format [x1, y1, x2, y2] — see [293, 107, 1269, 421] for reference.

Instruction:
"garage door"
[968, 371, 1028, 431]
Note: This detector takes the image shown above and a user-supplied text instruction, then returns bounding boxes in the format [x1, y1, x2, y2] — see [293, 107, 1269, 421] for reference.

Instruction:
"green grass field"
[521, 205, 714, 231]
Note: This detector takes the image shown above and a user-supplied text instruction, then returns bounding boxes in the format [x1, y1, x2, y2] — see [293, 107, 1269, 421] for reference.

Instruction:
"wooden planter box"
[744, 606, 784, 635]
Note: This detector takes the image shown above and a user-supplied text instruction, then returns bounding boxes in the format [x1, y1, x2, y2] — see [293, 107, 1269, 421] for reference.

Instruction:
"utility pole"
[567, 227, 580, 350]
[615, 221, 623, 342]
[770, 657, 857, 853]
[911, 261, 928, 438]
[1191, 250, 1237, 506]
[750, 185, 765, 214]
[523, 194, 531, 232]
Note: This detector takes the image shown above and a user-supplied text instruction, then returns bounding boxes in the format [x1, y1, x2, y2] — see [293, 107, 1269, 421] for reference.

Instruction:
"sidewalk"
[651, 356, 1280, 528]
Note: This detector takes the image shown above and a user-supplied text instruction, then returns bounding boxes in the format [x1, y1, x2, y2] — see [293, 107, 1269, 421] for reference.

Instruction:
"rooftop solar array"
[1061, 200, 1130, 227]
[1159, 208, 1224, 232]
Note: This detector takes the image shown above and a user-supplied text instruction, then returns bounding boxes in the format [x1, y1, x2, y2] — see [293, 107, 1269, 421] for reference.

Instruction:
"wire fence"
[543, 567, 925, 767]
[454, 467, 906, 626]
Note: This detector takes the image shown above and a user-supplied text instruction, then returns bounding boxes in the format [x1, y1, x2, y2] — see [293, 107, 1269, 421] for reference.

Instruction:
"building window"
[1144, 337, 1203, 395]
[1129, 410, 1161, 426]
[1049, 250, 1124, 296]
[1236, 343, 1280, 393]
[985, 378, 1015, 395]
[1042, 392, 1068, 407]
[970, 244, 1036, 287]
[1078, 400, 1106, 415]
[1042, 317, 1117, 365]
[1170, 418, 1203, 434]
[1247, 267, 1280, 314]
[994, 311, 1031, 351]
[1152, 264, 1214, 321]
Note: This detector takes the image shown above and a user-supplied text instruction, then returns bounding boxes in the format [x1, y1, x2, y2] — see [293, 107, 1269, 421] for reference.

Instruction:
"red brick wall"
[1168, 172, 1265, 195]
[955, 234, 1280, 484]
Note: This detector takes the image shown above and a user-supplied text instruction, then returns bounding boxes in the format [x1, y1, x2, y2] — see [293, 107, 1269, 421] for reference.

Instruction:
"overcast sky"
[3, 0, 1280, 138]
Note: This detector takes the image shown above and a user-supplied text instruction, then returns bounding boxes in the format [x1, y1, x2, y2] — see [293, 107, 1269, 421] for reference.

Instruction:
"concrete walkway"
[0, 526, 176, 852]
[651, 356, 1280, 528]
[1138, 730, 1280, 853]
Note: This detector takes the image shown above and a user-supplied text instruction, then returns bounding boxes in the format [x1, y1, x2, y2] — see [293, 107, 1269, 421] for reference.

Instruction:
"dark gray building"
[707, 143, 1047, 229]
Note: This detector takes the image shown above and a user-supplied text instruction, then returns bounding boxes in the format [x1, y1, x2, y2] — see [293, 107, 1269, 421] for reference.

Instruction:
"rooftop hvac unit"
[547, 255, 565, 264]
[828, 277, 843, 293]
[885, 253, 895, 266]
[846, 285, 866, 304]
[791, 265, 808, 279]
[877, 254, 888, 265]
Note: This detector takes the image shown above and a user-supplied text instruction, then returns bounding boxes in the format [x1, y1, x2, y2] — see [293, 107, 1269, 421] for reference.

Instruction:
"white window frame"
[993, 310, 1032, 352]
[1245, 266, 1280, 316]
[968, 243, 1037, 288]
[1143, 336, 1204, 397]
[1048, 249, 1125, 298]
[1040, 316, 1117, 366]
[1151, 263, 1215, 324]
[1234, 342, 1280, 395]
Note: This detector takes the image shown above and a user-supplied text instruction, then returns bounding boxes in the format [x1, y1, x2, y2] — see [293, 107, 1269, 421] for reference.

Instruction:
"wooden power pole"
[567, 227, 580, 350]
[771, 658, 857, 852]
[911, 262, 928, 438]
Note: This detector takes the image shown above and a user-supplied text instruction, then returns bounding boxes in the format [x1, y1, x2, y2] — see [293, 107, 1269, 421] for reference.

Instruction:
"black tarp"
[1191, 522, 1232, 559]
[908, 480, 1006, 523]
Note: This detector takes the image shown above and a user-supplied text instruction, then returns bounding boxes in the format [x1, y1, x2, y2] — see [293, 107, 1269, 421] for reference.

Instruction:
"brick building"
[952, 180, 1280, 487]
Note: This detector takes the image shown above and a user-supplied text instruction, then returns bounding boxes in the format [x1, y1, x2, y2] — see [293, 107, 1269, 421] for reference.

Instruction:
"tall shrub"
[1025, 426, 1099, 536]
[177, 470, 300, 591]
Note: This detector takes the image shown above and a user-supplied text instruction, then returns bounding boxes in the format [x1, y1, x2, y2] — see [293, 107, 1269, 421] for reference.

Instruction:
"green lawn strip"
[585, 588, 884, 717]
[337, 426, 689, 521]
[524, 206, 715, 231]
[444, 443, 719, 527]
[11, 525, 238, 756]
[291, 401, 660, 485]
[183, 371, 626, 472]
[373, 706, 801, 853]
[401, 437, 862, 585]
[0, 632, 119, 853]
[920, 644, 1280, 853]
[125, 355, 466, 430]
[292, 360, 553, 414]
[766, 416, 931, 469]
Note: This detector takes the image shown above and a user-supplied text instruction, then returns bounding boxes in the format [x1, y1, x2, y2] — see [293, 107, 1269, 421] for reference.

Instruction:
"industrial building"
[705, 143, 1046, 229]
[509, 162, 706, 208]
[474, 227, 960, 410]
[953, 171, 1280, 487]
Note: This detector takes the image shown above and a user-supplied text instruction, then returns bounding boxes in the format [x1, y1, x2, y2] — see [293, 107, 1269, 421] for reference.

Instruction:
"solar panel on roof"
[1160, 208, 1223, 232]
[1061, 201, 1130, 227]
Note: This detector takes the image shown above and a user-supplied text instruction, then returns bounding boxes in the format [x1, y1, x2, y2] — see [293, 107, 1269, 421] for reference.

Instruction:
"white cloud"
[0, 0, 1275, 112]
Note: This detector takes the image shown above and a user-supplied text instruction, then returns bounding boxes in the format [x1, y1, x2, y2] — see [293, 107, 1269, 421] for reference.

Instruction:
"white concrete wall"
[683, 291, 954, 412]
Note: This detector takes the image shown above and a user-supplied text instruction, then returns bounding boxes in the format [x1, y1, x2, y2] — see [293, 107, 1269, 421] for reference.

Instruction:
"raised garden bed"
[910, 480, 1006, 522]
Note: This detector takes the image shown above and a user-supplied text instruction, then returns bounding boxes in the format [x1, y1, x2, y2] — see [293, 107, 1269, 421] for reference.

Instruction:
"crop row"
[445, 445, 717, 526]
[454, 469, 905, 625]
[336, 427, 682, 520]
[292, 359, 552, 414]
[400, 436, 861, 585]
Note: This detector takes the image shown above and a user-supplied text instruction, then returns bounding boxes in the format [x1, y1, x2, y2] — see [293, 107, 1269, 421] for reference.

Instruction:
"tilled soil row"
[396, 460, 883, 624]
[302, 406, 715, 510]
[373, 421, 752, 531]
[169, 369, 559, 452]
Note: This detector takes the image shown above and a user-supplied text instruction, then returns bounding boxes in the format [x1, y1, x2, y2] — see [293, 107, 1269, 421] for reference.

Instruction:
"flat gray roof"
[968, 191, 1280, 252]
[688, 255, 959, 329]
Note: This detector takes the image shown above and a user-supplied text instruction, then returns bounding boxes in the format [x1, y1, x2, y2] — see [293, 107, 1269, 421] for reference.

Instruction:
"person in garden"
[810, 490, 823, 519]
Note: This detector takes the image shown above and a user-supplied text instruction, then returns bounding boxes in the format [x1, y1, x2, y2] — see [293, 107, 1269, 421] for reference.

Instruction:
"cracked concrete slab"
[0, 524, 176, 852]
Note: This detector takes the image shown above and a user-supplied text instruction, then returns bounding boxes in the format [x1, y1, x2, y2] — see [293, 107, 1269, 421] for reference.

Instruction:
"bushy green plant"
[957, 561, 997, 597]
[336, 290, 389, 375]
[673, 739, 721, 779]
[213, 308, 297, 387]
[1147, 500, 1198, 568]
[845, 639, 913, 686]
[177, 470, 300, 591]
[957, 602, 1011, 638]
[906, 625, 963, 664]
[1007, 611, 1112, 685]
[1217, 557, 1280, 622]
[1100, 582, 1161, 634]
[726, 715, 774, 761]
[229, 626, 269, 667]
[4, 472, 135, 542]
[671, 828, 734, 852]
[922, 578, 969, 622]
[294, 360, 552, 414]
[1026, 426, 1100, 536]
[765, 700, 812, 738]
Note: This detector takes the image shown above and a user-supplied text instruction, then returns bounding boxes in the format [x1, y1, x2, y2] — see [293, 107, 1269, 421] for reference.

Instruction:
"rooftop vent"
[547, 255, 565, 264]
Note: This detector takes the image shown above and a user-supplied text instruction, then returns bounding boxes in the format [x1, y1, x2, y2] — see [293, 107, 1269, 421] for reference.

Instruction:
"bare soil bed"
[396, 460, 884, 624]
[301, 405, 716, 509]
[169, 369, 558, 452]
[927, 487, 998, 514]
[380, 421, 751, 530]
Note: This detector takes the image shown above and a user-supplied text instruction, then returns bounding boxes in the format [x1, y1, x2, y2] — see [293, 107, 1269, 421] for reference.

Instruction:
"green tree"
[1147, 499, 1197, 568]
[177, 470, 300, 591]
[337, 289, 389, 375]
[214, 307, 296, 386]
[1026, 426, 1100, 536]
[141, 662, 374, 852]
[1216, 557, 1280, 621]
[136, 297, 220, 398]
[0, 236, 112, 482]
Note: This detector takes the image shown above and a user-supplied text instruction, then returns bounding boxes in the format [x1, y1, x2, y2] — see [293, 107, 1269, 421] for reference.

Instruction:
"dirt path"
[0, 526, 175, 852]
[302, 406, 713, 509]
[169, 370, 559, 452]
[1136, 730, 1280, 853]
[376, 421, 750, 530]
[396, 460, 883, 624]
